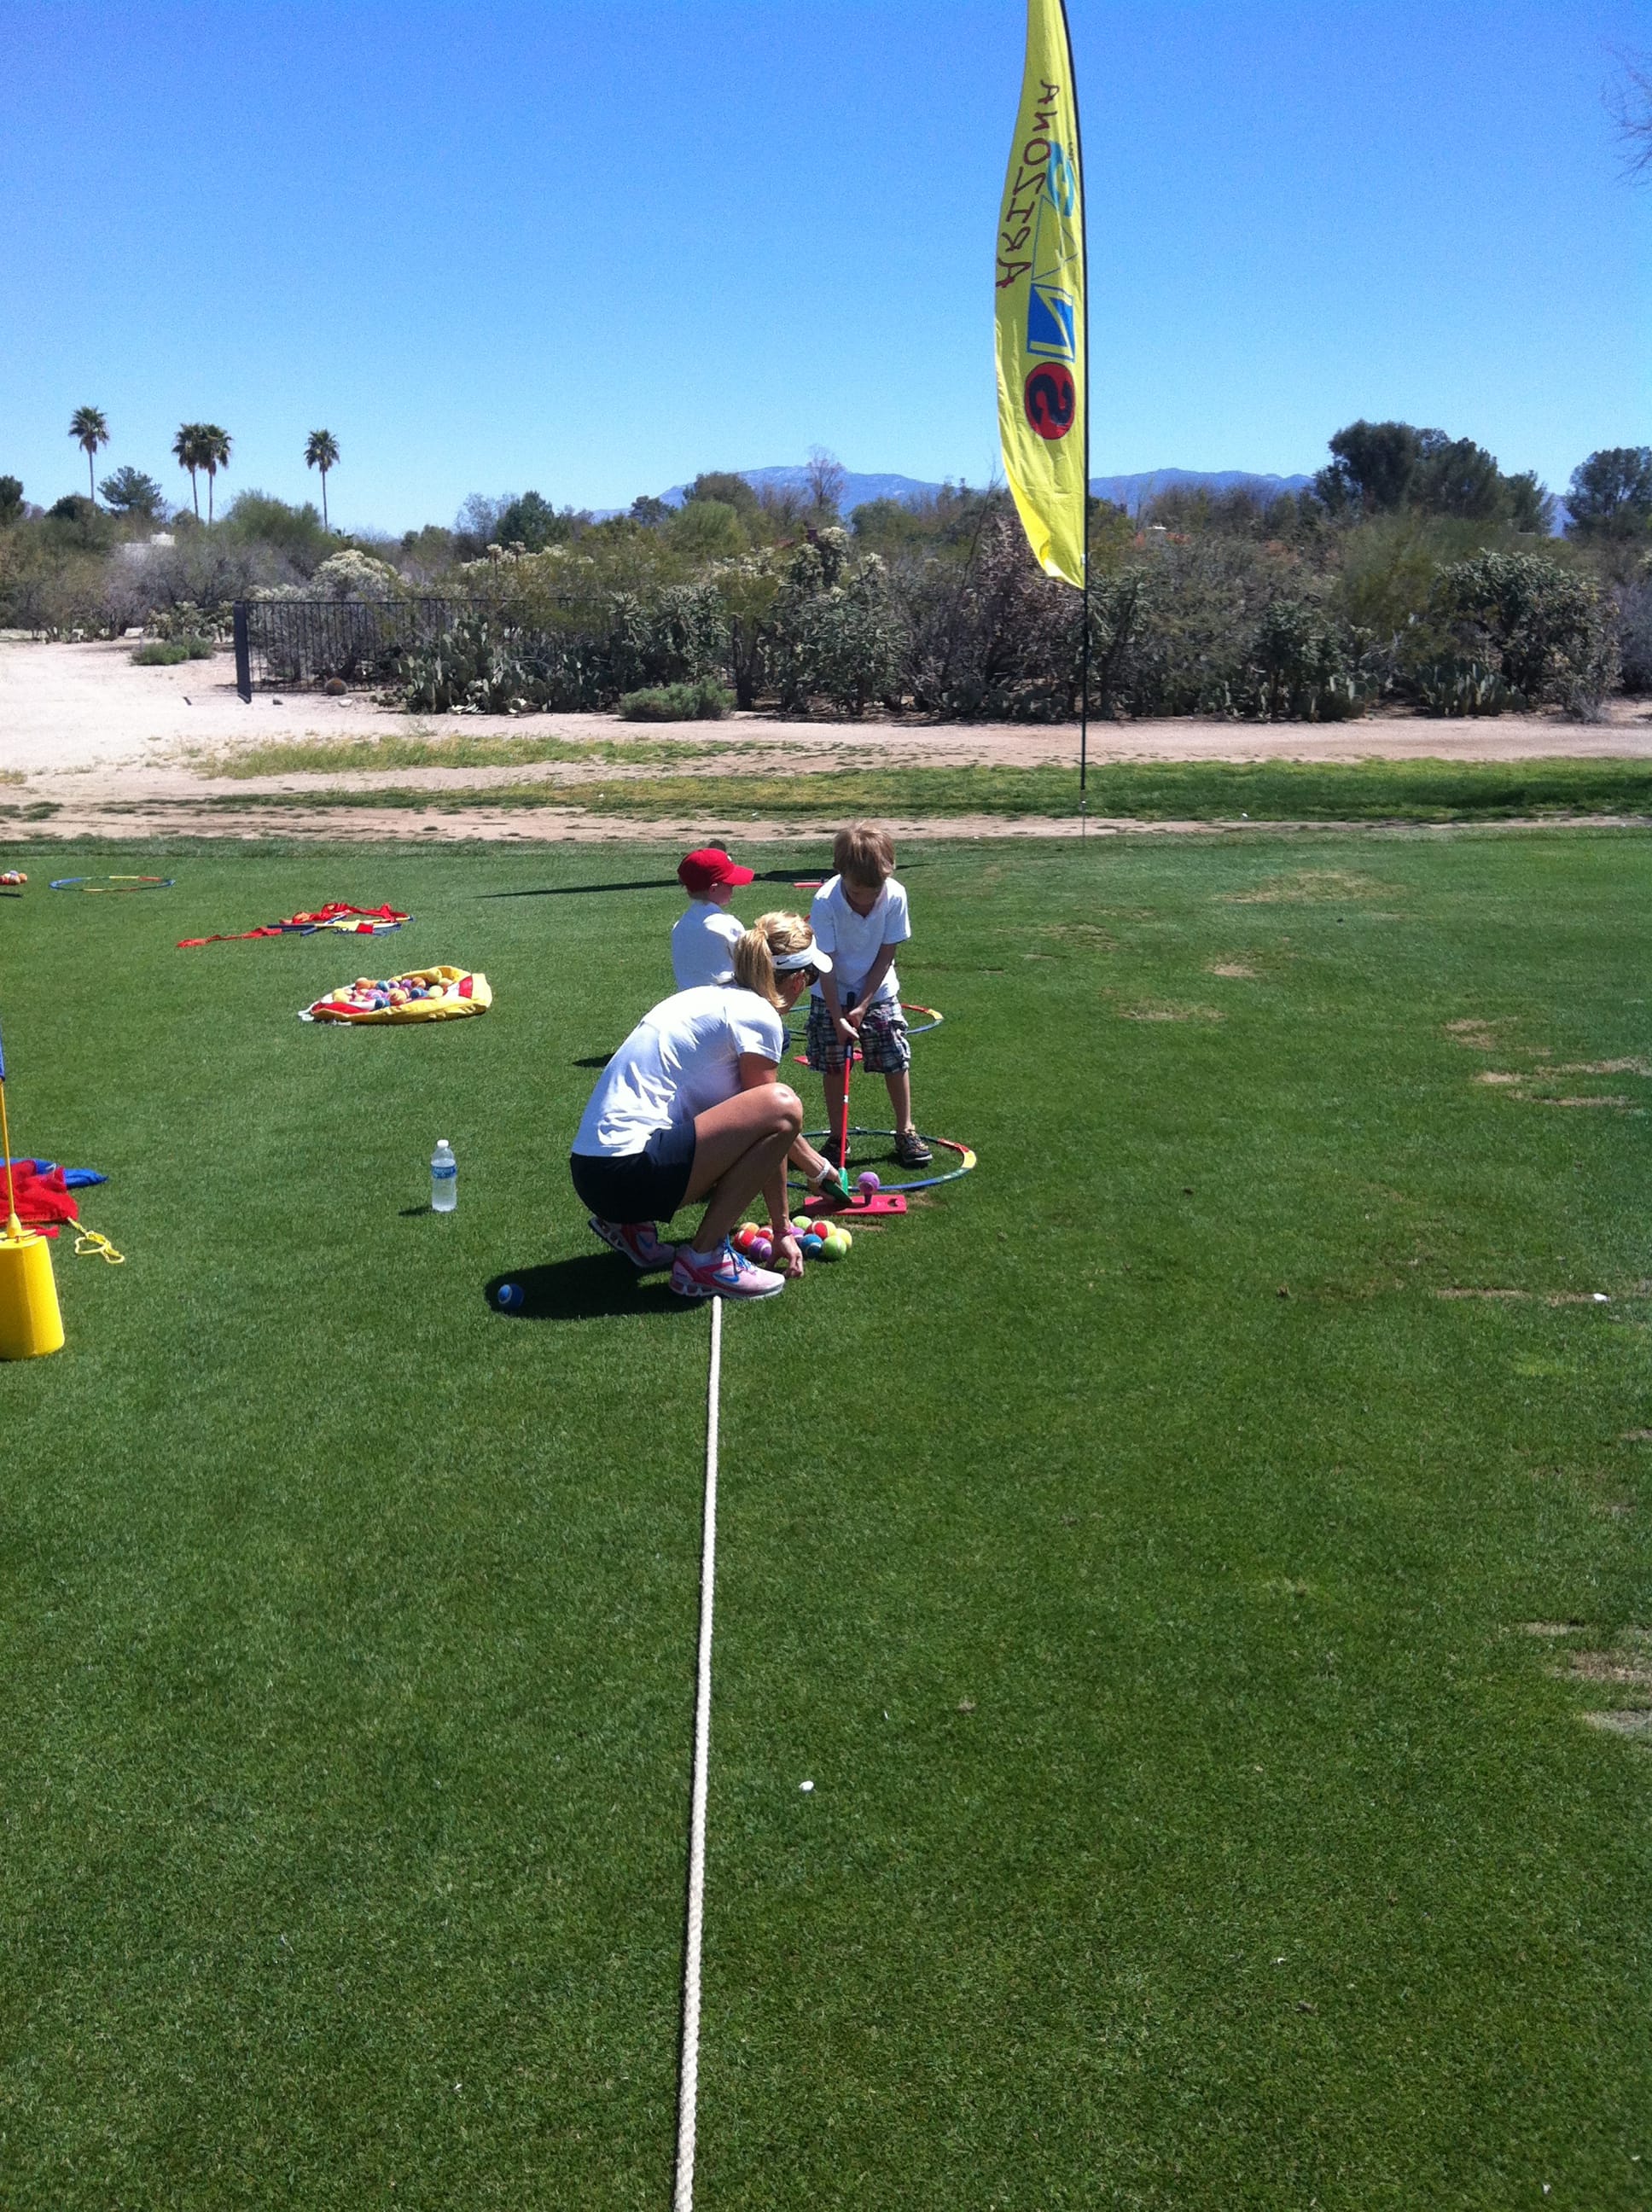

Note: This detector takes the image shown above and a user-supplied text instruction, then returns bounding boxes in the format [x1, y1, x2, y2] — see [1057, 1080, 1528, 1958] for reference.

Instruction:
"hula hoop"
[788, 1000, 944, 1062]
[791, 1125, 977, 1196]
[50, 874, 175, 892]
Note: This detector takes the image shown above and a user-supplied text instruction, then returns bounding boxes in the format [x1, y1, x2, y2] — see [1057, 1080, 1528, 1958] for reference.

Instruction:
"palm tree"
[172, 422, 206, 518]
[69, 405, 109, 503]
[199, 424, 231, 522]
[305, 428, 340, 530]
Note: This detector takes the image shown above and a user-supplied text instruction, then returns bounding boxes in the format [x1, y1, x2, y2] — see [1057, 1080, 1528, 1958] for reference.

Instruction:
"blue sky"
[1, 1, 1645, 533]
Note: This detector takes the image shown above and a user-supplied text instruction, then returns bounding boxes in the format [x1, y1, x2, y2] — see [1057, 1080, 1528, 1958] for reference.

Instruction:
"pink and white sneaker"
[670, 1237, 786, 1301]
[588, 1217, 678, 1271]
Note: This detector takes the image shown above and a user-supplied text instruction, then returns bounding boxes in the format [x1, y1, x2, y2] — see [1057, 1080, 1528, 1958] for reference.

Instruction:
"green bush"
[1425, 551, 1614, 712]
[132, 635, 214, 666]
[1407, 657, 1517, 717]
[618, 678, 734, 721]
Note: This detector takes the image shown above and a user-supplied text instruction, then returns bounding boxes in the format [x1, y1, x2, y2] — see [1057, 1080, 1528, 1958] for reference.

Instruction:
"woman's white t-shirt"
[671, 901, 745, 988]
[572, 986, 784, 1159]
[808, 876, 910, 1006]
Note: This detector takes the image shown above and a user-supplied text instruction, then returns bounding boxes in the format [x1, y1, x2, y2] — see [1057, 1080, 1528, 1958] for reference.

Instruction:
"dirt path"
[3, 637, 1649, 844]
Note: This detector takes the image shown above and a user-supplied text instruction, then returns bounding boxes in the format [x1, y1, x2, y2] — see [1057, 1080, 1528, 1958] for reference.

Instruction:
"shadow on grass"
[484, 1254, 693, 1321]
[478, 859, 921, 902]
[480, 877, 680, 900]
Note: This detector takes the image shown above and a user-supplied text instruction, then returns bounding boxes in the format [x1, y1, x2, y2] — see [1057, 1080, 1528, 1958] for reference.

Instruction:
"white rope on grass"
[673, 1293, 722, 2212]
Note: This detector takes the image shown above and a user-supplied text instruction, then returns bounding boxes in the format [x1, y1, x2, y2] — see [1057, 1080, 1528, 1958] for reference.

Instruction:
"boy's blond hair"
[833, 821, 895, 888]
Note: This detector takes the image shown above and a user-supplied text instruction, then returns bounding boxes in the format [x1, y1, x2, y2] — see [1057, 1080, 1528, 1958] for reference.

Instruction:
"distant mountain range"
[654, 466, 951, 514]
[592, 463, 1569, 534]
[1091, 469, 1314, 513]
[637, 463, 1315, 517]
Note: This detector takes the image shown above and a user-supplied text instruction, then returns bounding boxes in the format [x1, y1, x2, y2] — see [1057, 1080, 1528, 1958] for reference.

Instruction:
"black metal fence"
[233, 597, 472, 699]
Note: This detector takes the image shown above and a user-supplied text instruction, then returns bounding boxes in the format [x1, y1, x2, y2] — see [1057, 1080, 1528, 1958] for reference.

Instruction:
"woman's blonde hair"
[733, 911, 815, 1008]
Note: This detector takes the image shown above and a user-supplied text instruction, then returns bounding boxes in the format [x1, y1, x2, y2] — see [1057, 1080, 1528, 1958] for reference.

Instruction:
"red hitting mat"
[800, 1189, 907, 1218]
[179, 902, 409, 948]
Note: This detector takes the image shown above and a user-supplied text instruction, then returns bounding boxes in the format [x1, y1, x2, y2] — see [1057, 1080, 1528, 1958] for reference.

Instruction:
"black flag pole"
[1063, 0, 1091, 840]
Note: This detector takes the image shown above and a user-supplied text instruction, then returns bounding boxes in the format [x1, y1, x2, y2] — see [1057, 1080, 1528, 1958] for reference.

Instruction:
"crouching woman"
[568, 912, 833, 1301]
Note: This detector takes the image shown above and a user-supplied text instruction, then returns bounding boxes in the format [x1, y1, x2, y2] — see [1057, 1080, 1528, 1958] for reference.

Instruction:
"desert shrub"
[495, 491, 587, 552]
[605, 583, 730, 696]
[146, 598, 232, 643]
[1139, 483, 1280, 538]
[619, 678, 734, 721]
[771, 548, 904, 715]
[1422, 551, 1614, 712]
[111, 531, 299, 635]
[311, 549, 402, 600]
[220, 491, 331, 573]
[396, 611, 547, 714]
[1110, 537, 1352, 719]
[22, 552, 115, 638]
[1616, 564, 1652, 695]
[1332, 514, 1498, 643]
[667, 498, 747, 562]
[1406, 658, 1518, 718]
[707, 554, 781, 707]
[893, 518, 1087, 719]
[1238, 599, 1361, 720]
[683, 472, 760, 519]
[132, 635, 214, 665]
[398, 525, 458, 583]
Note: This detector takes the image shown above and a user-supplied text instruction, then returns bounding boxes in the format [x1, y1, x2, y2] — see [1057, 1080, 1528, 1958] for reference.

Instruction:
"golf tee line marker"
[674, 1293, 722, 2212]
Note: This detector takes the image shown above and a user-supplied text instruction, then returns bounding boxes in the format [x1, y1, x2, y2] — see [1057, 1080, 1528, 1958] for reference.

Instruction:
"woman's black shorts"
[569, 1120, 696, 1224]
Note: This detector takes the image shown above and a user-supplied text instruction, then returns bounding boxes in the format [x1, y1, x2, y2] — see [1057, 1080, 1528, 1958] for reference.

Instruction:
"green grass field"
[174, 752, 1652, 823]
[1, 831, 1649, 2208]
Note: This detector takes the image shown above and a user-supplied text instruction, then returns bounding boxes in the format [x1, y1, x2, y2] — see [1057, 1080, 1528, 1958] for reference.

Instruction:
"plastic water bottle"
[430, 1138, 457, 1213]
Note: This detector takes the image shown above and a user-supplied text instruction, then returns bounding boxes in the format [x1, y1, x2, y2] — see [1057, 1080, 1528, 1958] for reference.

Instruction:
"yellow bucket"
[0, 1220, 65, 1359]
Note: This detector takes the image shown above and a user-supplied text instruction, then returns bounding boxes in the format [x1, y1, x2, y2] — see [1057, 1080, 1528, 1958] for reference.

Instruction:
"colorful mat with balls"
[300, 966, 491, 1024]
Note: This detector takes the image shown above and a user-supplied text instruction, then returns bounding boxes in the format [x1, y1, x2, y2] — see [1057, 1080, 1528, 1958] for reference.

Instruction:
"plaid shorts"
[805, 993, 910, 1074]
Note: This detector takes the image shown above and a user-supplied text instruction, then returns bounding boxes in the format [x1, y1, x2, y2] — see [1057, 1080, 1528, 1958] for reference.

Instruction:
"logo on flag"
[994, 0, 1087, 589]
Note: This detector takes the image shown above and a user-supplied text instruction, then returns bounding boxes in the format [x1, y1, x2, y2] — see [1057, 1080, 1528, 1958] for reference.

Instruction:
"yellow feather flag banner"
[995, 0, 1087, 591]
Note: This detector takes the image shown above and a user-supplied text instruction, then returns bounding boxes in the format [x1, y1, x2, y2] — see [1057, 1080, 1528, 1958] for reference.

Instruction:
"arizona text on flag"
[995, 0, 1086, 590]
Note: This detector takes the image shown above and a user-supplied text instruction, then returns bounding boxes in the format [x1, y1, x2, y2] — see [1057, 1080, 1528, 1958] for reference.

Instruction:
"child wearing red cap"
[672, 846, 755, 989]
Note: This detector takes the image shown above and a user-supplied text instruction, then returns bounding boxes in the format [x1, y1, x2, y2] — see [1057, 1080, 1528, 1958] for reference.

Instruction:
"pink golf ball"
[858, 1171, 881, 1196]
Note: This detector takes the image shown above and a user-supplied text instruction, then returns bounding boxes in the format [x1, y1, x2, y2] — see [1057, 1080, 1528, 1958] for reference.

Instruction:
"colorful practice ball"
[816, 1235, 846, 1262]
[734, 1224, 760, 1253]
[800, 1234, 824, 1258]
[749, 1236, 773, 1265]
[857, 1171, 881, 1195]
[832, 1228, 852, 1252]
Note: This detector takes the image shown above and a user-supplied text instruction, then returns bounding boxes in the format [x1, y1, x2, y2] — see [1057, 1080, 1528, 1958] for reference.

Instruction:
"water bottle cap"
[437, 1138, 449, 1148]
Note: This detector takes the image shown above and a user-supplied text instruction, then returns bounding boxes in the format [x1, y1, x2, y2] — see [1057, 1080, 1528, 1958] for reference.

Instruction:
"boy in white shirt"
[806, 822, 933, 1170]
[671, 846, 753, 987]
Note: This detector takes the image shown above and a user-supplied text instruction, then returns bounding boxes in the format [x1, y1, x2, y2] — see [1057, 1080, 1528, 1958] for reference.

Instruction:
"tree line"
[3, 422, 1649, 720]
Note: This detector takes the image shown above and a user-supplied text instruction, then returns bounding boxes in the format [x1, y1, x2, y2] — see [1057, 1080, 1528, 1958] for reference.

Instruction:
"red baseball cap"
[678, 846, 755, 894]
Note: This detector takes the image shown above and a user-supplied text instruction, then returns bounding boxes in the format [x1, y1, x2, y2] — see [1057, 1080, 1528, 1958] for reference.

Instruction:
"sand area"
[3, 637, 1649, 844]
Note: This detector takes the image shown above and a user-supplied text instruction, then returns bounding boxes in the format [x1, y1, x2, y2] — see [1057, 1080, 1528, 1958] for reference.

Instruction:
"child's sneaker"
[670, 1238, 785, 1301]
[893, 1130, 933, 1167]
[589, 1217, 677, 1270]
